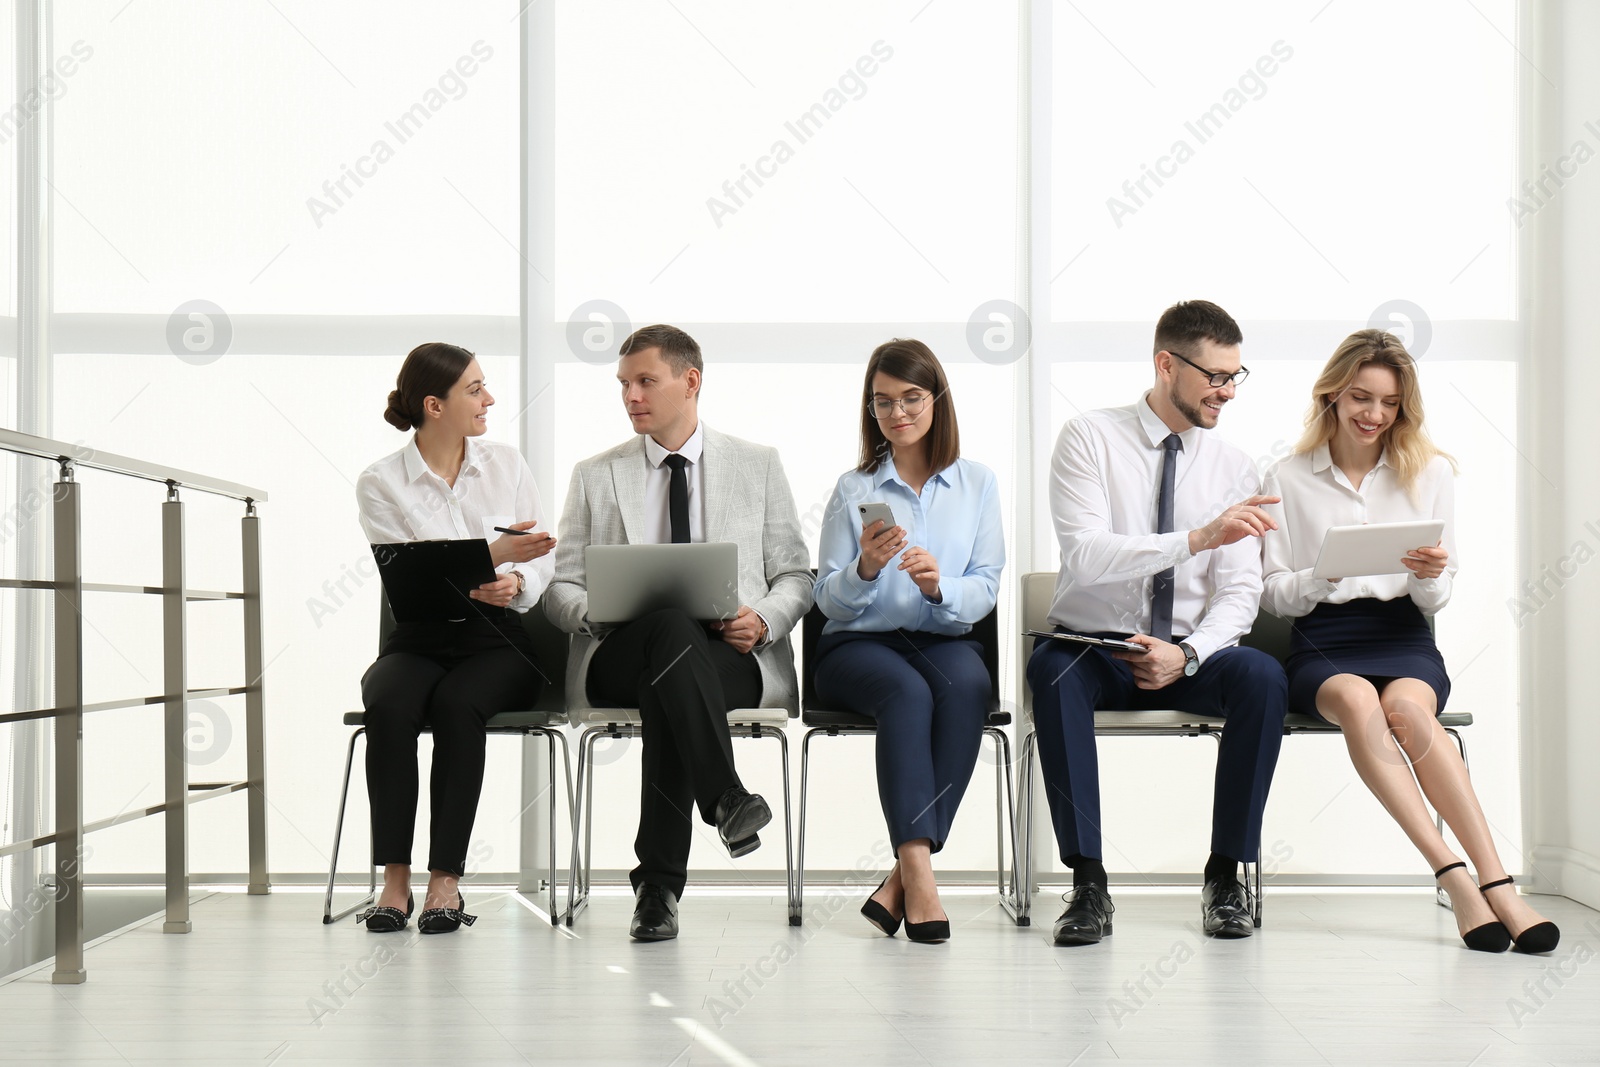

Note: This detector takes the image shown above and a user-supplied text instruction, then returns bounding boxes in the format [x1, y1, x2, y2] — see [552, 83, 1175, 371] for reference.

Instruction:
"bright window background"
[1050, 0, 1517, 323]
[1035, 0, 1524, 878]
[9, 0, 522, 881]
[546, 0, 1024, 875]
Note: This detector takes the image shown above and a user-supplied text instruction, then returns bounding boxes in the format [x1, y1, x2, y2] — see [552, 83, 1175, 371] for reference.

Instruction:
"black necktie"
[664, 453, 690, 544]
[1150, 433, 1183, 643]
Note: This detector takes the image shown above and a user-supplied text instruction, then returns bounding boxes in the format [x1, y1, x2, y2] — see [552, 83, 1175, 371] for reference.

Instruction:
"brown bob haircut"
[858, 338, 960, 475]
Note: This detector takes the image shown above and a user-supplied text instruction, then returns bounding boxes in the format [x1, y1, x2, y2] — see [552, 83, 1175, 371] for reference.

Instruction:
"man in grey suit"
[545, 324, 812, 941]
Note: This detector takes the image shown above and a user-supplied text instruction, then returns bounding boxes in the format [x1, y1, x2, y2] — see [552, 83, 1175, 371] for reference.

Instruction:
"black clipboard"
[371, 539, 500, 623]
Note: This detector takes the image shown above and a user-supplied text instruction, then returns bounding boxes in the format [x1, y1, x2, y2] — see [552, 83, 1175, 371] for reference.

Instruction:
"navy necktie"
[1150, 433, 1183, 643]
[664, 454, 690, 544]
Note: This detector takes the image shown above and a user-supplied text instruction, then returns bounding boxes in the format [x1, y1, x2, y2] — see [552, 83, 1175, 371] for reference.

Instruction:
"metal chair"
[794, 598, 1019, 926]
[1006, 571, 1473, 926]
[323, 597, 574, 925]
[564, 654, 795, 927]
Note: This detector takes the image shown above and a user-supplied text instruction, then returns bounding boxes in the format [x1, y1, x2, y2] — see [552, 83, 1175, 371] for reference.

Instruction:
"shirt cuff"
[1163, 530, 1195, 567]
[753, 610, 773, 649]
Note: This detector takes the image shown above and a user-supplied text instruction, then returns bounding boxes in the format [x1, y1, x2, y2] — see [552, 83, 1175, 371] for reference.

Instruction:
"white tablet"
[1311, 520, 1445, 580]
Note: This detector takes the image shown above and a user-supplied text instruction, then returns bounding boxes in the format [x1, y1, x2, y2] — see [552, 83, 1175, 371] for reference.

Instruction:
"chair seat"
[802, 705, 1011, 729]
[341, 709, 562, 729]
[567, 706, 788, 727]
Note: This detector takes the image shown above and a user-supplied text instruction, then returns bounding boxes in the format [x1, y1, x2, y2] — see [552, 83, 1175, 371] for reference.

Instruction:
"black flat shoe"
[1052, 884, 1113, 946]
[1201, 877, 1254, 939]
[904, 917, 950, 944]
[1479, 875, 1560, 954]
[417, 891, 476, 935]
[630, 883, 679, 941]
[359, 892, 414, 932]
[1435, 862, 1510, 952]
[860, 876, 901, 937]
[714, 788, 771, 859]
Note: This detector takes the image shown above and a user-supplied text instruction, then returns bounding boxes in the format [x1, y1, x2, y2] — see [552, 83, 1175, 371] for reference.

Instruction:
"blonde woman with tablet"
[1262, 329, 1556, 954]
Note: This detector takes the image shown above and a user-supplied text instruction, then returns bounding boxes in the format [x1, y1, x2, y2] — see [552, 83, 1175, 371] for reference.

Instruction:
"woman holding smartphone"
[355, 342, 557, 934]
[813, 338, 1004, 944]
[1262, 329, 1556, 953]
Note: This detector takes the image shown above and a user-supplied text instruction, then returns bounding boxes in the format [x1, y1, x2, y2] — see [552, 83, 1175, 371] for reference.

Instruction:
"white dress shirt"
[356, 436, 554, 612]
[641, 421, 706, 544]
[1260, 444, 1456, 619]
[1045, 394, 1264, 664]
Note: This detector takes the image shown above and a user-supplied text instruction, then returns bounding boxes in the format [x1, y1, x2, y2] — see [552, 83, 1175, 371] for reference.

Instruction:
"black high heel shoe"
[359, 892, 414, 933]
[860, 876, 901, 937]
[904, 916, 950, 944]
[1434, 862, 1509, 952]
[418, 891, 477, 935]
[1479, 876, 1560, 954]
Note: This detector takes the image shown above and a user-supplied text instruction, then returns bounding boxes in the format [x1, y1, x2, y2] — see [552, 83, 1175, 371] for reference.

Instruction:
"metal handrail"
[1, 431, 270, 984]
[0, 427, 268, 503]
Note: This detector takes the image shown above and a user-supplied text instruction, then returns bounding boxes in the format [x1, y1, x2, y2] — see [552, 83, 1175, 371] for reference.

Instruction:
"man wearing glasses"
[1027, 299, 1288, 946]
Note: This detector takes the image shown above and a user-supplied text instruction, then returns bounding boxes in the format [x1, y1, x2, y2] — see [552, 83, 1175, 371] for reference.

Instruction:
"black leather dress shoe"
[1052, 884, 1114, 946]
[630, 883, 679, 941]
[1201, 877, 1254, 938]
[714, 787, 771, 858]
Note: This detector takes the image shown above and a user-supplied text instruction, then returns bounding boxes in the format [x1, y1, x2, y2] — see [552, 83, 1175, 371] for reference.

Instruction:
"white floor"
[2, 883, 1596, 1066]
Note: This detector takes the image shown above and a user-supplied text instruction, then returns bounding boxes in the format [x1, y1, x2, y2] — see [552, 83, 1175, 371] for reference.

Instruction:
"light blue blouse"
[813, 456, 1004, 636]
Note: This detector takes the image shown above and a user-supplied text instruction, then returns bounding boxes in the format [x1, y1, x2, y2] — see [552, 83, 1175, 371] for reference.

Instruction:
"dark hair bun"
[383, 389, 415, 431]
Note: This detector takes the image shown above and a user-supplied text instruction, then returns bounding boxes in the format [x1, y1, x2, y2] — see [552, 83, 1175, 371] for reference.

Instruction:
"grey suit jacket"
[543, 423, 813, 710]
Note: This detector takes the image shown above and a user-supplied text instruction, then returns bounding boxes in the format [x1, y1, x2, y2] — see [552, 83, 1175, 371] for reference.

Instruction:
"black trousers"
[587, 608, 762, 899]
[361, 614, 544, 877]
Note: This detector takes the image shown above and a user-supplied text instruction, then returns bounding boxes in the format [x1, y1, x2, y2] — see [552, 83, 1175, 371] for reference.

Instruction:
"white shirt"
[355, 436, 554, 612]
[641, 422, 706, 544]
[1045, 394, 1264, 664]
[1260, 444, 1456, 619]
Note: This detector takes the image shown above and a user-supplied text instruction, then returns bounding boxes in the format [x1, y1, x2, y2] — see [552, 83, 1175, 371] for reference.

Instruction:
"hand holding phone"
[856, 502, 906, 582]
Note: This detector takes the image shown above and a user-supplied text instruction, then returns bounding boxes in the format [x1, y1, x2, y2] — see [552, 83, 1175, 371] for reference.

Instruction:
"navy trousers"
[813, 630, 991, 854]
[1025, 636, 1286, 864]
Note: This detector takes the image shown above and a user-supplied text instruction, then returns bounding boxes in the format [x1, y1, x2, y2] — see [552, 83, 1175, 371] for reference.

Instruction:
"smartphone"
[858, 502, 895, 532]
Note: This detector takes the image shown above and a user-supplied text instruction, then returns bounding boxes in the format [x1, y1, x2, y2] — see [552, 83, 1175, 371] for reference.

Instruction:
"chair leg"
[1436, 727, 1471, 909]
[756, 725, 799, 927]
[1001, 729, 1035, 926]
[986, 727, 1020, 923]
[536, 729, 576, 927]
[567, 726, 602, 926]
[323, 727, 374, 924]
[796, 728, 820, 926]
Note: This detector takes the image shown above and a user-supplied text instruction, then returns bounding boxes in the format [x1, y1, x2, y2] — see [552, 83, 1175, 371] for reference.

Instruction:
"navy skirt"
[1286, 596, 1450, 721]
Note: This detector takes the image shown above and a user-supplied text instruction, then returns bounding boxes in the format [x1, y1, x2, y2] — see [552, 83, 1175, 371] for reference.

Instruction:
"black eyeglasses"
[1167, 349, 1249, 388]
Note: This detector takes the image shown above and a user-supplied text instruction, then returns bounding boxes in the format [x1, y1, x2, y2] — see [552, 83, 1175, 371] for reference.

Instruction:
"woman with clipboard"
[812, 339, 1004, 944]
[354, 342, 556, 934]
[1262, 330, 1557, 954]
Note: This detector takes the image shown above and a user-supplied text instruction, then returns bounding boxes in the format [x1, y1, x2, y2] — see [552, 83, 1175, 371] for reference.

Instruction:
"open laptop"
[586, 542, 741, 625]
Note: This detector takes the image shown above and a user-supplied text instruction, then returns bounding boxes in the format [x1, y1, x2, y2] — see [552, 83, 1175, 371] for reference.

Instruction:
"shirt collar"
[644, 420, 704, 469]
[873, 452, 952, 491]
[1311, 441, 1390, 474]
[1136, 393, 1201, 451]
[401, 436, 486, 484]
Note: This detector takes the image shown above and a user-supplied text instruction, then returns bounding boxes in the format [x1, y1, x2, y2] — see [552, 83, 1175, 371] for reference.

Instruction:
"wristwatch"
[1179, 641, 1199, 677]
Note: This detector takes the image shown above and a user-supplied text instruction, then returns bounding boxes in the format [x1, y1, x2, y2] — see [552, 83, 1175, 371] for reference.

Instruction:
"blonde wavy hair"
[1295, 328, 1455, 494]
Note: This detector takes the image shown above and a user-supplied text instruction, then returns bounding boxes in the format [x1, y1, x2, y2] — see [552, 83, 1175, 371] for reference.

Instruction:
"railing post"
[242, 501, 271, 894]
[162, 484, 192, 933]
[51, 468, 86, 984]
